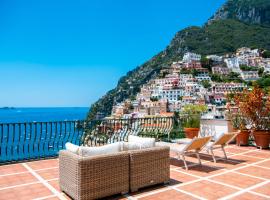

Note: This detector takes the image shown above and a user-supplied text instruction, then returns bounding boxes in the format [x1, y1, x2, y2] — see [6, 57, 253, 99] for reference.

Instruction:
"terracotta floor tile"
[0, 172, 38, 188]
[170, 157, 184, 168]
[100, 194, 127, 200]
[62, 193, 72, 200]
[256, 160, 270, 168]
[222, 147, 251, 154]
[48, 179, 60, 192]
[0, 164, 27, 175]
[211, 172, 263, 189]
[178, 180, 238, 200]
[36, 168, 59, 180]
[130, 184, 168, 197]
[251, 182, 270, 196]
[243, 151, 270, 159]
[1, 145, 269, 200]
[170, 158, 192, 169]
[236, 166, 270, 179]
[43, 197, 61, 200]
[139, 189, 198, 200]
[206, 158, 246, 170]
[230, 192, 268, 200]
[176, 164, 222, 177]
[260, 149, 270, 154]
[206, 150, 233, 158]
[169, 170, 197, 185]
[229, 155, 263, 164]
[0, 183, 53, 200]
[229, 145, 258, 151]
[27, 159, 59, 170]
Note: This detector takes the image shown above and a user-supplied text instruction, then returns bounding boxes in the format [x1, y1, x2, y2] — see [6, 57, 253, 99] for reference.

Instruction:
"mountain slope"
[208, 0, 270, 26]
[87, 0, 270, 120]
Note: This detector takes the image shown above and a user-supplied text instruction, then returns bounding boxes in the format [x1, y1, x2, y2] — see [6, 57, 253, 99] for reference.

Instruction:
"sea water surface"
[0, 107, 89, 162]
[0, 107, 89, 123]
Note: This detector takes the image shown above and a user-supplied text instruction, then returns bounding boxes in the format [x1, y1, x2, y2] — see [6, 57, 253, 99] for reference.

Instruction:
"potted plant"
[181, 105, 207, 139]
[231, 113, 250, 146]
[234, 85, 270, 149]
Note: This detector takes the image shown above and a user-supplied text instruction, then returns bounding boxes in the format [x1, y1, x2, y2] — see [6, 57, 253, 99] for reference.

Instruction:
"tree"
[177, 96, 183, 101]
[191, 69, 199, 76]
[201, 80, 211, 89]
[262, 50, 270, 58]
[150, 96, 159, 102]
[201, 56, 213, 71]
[211, 74, 222, 82]
[240, 65, 258, 71]
[258, 68, 264, 77]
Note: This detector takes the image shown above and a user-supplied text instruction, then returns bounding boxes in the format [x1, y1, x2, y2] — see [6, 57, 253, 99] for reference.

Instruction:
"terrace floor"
[1, 145, 270, 200]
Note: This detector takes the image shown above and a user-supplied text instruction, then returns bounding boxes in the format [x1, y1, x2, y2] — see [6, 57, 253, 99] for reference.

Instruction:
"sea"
[0, 107, 89, 123]
[0, 107, 89, 162]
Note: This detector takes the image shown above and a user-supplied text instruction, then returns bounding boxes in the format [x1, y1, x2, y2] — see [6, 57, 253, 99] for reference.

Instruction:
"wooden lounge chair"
[205, 131, 239, 163]
[157, 136, 211, 170]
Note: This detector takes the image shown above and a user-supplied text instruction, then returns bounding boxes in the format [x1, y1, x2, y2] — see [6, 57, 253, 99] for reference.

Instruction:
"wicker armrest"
[129, 146, 170, 192]
[59, 150, 129, 200]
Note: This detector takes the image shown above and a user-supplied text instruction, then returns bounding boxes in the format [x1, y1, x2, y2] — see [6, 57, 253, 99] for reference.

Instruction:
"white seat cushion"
[65, 142, 80, 154]
[128, 135, 155, 149]
[78, 142, 122, 157]
[170, 144, 187, 154]
[156, 142, 187, 153]
[122, 142, 142, 151]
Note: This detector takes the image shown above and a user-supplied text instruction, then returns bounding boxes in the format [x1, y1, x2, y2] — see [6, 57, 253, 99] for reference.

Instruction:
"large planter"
[236, 130, 249, 146]
[184, 128, 199, 139]
[253, 131, 270, 149]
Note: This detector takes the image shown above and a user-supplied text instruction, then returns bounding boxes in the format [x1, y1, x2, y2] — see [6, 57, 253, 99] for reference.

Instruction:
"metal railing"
[0, 117, 174, 164]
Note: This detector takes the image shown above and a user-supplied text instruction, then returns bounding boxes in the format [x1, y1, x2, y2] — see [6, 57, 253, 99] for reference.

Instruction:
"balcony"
[1, 145, 270, 199]
[0, 118, 270, 199]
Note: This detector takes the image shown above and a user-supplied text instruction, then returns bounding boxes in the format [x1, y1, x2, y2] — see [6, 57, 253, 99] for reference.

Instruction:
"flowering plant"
[232, 85, 270, 131]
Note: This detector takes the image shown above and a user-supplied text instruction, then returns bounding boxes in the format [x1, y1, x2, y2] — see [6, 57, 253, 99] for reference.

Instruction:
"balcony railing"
[0, 117, 174, 164]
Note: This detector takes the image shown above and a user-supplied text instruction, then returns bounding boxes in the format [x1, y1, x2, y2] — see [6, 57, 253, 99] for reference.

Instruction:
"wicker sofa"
[59, 150, 130, 200]
[129, 146, 170, 192]
[59, 145, 170, 200]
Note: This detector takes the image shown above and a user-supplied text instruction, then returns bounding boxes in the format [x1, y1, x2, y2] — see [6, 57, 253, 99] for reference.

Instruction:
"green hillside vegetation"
[87, 0, 270, 120]
[240, 65, 258, 71]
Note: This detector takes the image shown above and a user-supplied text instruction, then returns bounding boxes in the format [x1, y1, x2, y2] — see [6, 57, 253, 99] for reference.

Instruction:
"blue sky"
[0, 0, 226, 107]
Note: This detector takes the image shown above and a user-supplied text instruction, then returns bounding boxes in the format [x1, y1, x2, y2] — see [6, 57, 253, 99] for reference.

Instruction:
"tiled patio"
[0, 145, 270, 200]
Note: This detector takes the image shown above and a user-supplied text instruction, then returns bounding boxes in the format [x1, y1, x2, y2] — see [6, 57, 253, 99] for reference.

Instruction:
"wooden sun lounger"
[157, 136, 212, 170]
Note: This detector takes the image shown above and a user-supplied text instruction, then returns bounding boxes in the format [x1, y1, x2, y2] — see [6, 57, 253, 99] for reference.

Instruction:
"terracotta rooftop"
[0, 145, 270, 200]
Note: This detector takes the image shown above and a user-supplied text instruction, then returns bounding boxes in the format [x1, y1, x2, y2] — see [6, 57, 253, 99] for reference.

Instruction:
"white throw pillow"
[65, 142, 80, 154]
[128, 135, 155, 149]
[78, 142, 122, 157]
[122, 142, 142, 151]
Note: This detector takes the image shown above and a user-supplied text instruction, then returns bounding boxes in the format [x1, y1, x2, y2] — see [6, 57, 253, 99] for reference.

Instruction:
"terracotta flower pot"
[253, 131, 270, 149]
[184, 128, 199, 139]
[236, 130, 249, 146]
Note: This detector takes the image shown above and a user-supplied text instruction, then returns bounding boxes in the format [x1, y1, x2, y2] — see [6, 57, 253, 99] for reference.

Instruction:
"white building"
[183, 52, 201, 63]
[195, 72, 211, 81]
[206, 55, 223, 62]
[224, 57, 241, 73]
[240, 71, 259, 81]
[168, 101, 182, 112]
[236, 47, 260, 57]
[157, 89, 184, 102]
